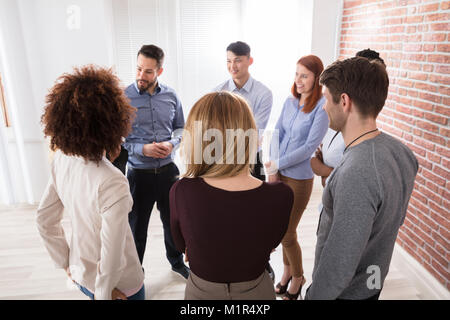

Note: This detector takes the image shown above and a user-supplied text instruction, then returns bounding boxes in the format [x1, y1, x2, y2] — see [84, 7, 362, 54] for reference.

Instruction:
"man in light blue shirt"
[124, 44, 189, 279]
[214, 41, 273, 181]
[214, 41, 275, 282]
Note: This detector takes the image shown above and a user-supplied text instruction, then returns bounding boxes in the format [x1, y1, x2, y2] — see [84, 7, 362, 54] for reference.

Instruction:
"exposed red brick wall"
[339, 0, 449, 290]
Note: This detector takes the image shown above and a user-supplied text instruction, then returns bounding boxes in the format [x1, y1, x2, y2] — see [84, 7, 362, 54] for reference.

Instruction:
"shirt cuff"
[169, 138, 180, 149]
[135, 143, 145, 156]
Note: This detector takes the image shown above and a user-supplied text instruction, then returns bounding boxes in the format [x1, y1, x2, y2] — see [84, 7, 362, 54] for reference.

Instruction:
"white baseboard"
[391, 244, 450, 300]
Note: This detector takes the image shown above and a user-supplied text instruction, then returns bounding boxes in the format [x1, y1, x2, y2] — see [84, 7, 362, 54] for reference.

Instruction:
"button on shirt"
[214, 76, 273, 132]
[273, 96, 329, 180]
[124, 82, 185, 169]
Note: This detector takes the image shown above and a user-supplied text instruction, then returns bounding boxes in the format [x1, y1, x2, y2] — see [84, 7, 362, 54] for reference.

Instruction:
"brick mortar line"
[342, 1, 446, 14]
[387, 93, 448, 108]
[400, 222, 449, 261]
[382, 105, 449, 129]
[408, 202, 446, 231]
[378, 122, 448, 150]
[413, 181, 449, 208]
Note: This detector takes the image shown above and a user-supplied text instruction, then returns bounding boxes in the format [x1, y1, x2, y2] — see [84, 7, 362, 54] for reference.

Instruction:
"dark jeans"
[77, 283, 145, 300]
[251, 151, 265, 181]
[127, 163, 184, 268]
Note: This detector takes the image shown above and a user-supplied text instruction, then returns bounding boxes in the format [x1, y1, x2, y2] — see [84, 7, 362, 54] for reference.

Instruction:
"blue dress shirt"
[273, 95, 329, 180]
[214, 76, 273, 132]
[124, 82, 185, 169]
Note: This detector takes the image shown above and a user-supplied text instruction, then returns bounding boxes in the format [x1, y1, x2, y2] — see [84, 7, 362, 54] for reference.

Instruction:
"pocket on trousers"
[185, 274, 209, 300]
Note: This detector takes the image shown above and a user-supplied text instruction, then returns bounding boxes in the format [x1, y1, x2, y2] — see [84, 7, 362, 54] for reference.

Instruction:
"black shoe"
[172, 265, 190, 279]
[266, 263, 275, 284]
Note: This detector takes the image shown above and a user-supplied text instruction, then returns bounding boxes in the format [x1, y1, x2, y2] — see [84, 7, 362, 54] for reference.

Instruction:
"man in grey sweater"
[305, 57, 418, 300]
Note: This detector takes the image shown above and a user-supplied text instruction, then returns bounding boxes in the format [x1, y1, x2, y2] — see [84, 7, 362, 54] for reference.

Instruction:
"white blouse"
[36, 151, 144, 299]
[322, 128, 345, 169]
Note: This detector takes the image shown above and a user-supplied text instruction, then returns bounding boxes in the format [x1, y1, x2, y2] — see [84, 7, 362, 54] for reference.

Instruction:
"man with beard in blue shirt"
[124, 44, 189, 279]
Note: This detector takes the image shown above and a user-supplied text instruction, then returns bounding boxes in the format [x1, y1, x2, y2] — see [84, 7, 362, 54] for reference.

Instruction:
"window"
[0, 72, 10, 127]
[111, 0, 240, 112]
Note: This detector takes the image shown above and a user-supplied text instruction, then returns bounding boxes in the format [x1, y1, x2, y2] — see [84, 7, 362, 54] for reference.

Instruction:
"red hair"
[291, 55, 324, 113]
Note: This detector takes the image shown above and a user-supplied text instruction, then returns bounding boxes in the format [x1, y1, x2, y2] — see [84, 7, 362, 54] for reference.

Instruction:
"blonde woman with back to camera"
[169, 91, 293, 300]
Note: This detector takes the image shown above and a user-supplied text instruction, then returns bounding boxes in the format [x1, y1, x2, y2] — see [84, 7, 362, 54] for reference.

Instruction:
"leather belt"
[131, 163, 172, 174]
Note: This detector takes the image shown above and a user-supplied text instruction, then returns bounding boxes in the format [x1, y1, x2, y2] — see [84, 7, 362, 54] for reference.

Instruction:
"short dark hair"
[226, 41, 251, 57]
[41, 65, 136, 163]
[320, 57, 389, 118]
[137, 44, 165, 68]
[356, 48, 385, 66]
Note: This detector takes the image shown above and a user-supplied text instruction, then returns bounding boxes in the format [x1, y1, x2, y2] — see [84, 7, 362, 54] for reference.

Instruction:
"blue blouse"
[273, 95, 329, 180]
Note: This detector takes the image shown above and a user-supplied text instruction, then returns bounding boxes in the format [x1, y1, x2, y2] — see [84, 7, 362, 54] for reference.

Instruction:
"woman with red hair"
[265, 55, 329, 300]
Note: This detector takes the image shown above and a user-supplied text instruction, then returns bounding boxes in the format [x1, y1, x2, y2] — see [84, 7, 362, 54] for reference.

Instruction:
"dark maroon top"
[170, 177, 293, 283]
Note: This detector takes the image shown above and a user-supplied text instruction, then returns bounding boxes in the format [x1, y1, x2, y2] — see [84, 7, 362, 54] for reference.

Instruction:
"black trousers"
[127, 163, 184, 268]
[112, 146, 128, 175]
[251, 151, 265, 181]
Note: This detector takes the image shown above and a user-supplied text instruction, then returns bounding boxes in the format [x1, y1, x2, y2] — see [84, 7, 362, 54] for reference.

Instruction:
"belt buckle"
[152, 167, 160, 174]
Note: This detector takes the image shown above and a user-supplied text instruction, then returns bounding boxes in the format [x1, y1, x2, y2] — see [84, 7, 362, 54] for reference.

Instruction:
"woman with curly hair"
[36, 65, 145, 300]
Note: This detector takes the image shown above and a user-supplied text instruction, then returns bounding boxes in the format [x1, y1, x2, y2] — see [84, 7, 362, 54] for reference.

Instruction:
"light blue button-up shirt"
[123, 82, 185, 169]
[214, 76, 273, 132]
[273, 95, 329, 180]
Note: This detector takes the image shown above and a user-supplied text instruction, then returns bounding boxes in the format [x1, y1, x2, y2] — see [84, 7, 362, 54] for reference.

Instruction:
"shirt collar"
[228, 76, 253, 93]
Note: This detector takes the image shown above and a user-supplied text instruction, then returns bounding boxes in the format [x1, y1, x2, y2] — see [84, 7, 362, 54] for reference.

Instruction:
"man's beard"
[136, 79, 155, 94]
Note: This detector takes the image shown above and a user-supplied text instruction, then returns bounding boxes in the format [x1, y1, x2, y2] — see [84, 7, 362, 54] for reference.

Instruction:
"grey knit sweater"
[306, 132, 418, 300]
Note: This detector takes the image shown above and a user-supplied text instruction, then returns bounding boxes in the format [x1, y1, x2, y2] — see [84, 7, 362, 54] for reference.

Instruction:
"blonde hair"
[181, 91, 258, 178]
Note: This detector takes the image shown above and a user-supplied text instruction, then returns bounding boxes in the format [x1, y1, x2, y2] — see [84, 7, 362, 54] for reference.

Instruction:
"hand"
[158, 141, 173, 158]
[315, 145, 323, 162]
[112, 288, 127, 300]
[264, 161, 278, 176]
[65, 267, 75, 283]
[268, 173, 279, 183]
[321, 176, 327, 188]
[143, 142, 170, 158]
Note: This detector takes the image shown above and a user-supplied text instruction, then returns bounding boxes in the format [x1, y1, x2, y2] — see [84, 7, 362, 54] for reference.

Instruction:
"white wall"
[311, 0, 343, 68]
[241, 0, 314, 130]
[0, 0, 116, 204]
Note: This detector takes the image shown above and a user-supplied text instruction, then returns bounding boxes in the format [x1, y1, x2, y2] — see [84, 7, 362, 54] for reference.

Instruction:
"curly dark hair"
[41, 65, 135, 163]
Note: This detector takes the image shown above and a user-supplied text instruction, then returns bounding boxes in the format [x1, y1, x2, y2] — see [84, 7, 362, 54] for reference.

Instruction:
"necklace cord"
[344, 129, 378, 153]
